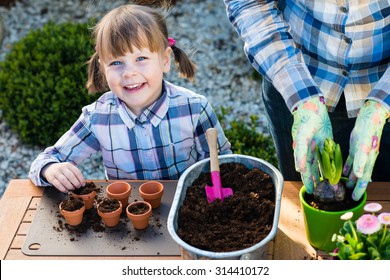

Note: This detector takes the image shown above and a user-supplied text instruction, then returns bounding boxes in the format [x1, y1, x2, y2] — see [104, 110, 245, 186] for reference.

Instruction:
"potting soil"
[177, 162, 276, 252]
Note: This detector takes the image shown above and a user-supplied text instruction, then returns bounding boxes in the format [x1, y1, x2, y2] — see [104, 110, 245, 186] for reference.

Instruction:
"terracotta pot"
[71, 190, 96, 210]
[139, 181, 164, 208]
[59, 198, 85, 226]
[299, 186, 367, 252]
[126, 201, 152, 230]
[106, 181, 131, 207]
[97, 199, 123, 227]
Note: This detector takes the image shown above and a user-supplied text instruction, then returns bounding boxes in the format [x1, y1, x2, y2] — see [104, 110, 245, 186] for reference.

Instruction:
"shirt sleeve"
[224, 0, 322, 111]
[28, 111, 100, 186]
[366, 66, 390, 111]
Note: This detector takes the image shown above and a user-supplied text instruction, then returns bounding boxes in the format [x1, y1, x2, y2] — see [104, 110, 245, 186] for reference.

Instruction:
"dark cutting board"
[22, 181, 180, 256]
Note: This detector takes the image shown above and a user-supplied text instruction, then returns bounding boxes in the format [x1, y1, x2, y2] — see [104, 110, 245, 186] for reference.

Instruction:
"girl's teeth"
[126, 83, 142, 90]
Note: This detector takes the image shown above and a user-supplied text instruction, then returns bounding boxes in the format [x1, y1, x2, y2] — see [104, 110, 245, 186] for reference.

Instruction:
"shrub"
[217, 107, 278, 167]
[0, 21, 97, 147]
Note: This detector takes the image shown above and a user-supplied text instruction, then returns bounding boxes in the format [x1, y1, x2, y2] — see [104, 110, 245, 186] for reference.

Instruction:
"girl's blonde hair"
[86, 2, 197, 93]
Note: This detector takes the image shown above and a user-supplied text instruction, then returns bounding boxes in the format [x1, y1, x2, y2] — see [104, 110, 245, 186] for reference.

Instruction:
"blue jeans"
[261, 79, 390, 182]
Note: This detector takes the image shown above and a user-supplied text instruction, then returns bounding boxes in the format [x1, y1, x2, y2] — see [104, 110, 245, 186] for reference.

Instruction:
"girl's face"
[102, 46, 171, 116]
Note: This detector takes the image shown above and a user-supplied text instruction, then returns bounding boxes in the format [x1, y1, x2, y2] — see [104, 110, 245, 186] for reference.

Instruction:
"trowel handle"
[206, 128, 220, 172]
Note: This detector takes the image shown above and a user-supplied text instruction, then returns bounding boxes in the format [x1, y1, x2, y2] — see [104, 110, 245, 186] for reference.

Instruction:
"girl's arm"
[29, 112, 100, 188]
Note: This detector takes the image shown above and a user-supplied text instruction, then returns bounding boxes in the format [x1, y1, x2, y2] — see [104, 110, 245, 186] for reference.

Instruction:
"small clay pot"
[59, 197, 85, 226]
[126, 201, 152, 230]
[139, 181, 164, 208]
[106, 181, 131, 207]
[97, 198, 122, 227]
[70, 184, 97, 210]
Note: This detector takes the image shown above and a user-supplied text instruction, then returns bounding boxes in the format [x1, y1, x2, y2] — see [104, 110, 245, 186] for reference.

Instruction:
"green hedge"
[0, 21, 97, 147]
[218, 107, 278, 167]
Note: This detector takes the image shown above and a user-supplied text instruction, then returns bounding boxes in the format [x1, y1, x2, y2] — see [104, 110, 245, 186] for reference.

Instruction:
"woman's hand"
[292, 97, 333, 194]
[344, 100, 390, 201]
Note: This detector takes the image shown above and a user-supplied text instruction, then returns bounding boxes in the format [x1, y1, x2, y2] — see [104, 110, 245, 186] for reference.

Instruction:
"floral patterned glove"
[343, 100, 390, 201]
[292, 97, 333, 194]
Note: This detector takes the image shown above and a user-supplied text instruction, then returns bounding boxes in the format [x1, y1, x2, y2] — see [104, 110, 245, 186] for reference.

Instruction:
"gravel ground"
[0, 0, 267, 197]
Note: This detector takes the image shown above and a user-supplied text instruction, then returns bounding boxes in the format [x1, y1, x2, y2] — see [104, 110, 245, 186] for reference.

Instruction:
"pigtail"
[171, 44, 197, 82]
[86, 52, 107, 94]
[133, 0, 196, 81]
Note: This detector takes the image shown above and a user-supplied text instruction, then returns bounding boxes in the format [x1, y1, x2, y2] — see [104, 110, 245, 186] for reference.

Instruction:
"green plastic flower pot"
[299, 186, 367, 252]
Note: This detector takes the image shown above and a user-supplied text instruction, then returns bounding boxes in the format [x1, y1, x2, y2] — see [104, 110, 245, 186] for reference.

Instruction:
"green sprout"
[317, 138, 343, 186]
[314, 138, 346, 202]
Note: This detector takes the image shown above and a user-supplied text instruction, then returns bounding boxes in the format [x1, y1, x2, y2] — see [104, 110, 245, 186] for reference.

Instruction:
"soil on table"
[304, 185, 363, 212]
[177, 162, 275, 252]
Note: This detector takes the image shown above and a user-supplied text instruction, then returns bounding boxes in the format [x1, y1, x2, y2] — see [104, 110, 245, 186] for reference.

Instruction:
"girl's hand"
[343, 100, 390, 201]
[41, 162, 85, 193]
[292, 97, 333, 194]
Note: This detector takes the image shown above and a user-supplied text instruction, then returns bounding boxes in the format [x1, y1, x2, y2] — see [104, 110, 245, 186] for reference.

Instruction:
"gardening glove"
[343, 100, 390, 201]
[292, 97, 333, 194]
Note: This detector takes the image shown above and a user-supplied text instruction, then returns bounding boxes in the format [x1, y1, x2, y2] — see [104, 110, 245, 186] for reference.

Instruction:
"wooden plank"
[0, 196, 32, 260]
[29, 197, 40, 209]
[367, 183, 390, 201]
[23, 209, 36, 223]
[274, 181, 317, 259]
[266, 239, 274, 259]
[10, 235, 25, 249]
[0, 179, 43, 258]
[317, 252, 333, 260]
[379, 201, 390, 212]
[16, 222, 30, 236]
[2, 179, 44, 198]
[0, 181, 42, 259]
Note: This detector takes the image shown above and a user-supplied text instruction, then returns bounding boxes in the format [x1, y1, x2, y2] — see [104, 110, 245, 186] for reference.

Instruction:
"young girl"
[29, 3, 231, 193]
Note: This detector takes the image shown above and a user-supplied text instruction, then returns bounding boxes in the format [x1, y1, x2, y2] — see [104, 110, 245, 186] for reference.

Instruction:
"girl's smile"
[123, 82, 145, 93]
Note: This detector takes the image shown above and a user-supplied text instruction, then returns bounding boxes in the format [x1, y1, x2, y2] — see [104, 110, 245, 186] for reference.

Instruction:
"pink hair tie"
[168, 37, 176, 47]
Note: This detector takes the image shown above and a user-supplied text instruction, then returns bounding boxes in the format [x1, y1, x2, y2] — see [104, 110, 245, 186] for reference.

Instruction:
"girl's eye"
[136, 57, 146, 62]
[110, 61, 122, 66]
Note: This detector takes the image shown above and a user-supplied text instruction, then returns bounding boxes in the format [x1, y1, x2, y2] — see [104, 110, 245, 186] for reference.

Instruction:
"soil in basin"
[177, 162, 276, 252]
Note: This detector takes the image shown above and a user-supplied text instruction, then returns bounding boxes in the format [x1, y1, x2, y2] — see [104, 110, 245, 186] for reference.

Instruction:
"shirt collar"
[117, 81, 169, 129]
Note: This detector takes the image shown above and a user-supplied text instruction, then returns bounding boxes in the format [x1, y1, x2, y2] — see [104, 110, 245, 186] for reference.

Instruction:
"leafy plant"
[331, 203, 390, 260]
[314, 138, 346, 203]
[317, 138, 343, 186]
[217, 107, 278, 167]
[0, 21, 98, 147]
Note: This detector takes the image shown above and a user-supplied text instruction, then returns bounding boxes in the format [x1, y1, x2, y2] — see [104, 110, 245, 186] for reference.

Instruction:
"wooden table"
[0, 179, 389, 260]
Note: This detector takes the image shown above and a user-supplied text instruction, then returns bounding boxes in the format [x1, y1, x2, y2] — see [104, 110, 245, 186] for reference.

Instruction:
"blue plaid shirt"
[225, 0, 390, 117]
[29, 81, 232, 186]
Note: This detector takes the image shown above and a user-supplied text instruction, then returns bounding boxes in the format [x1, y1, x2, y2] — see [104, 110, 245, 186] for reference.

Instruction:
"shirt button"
[343, 36, 352, 44]
[340, 6, 348, 13]
[152, 171, 159, 178]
